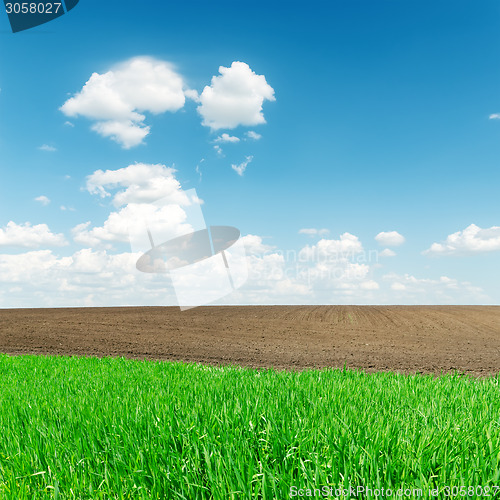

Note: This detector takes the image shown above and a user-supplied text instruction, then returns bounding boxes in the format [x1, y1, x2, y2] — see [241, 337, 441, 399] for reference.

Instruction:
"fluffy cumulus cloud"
[86, 163, 186, 207]
[60, 57, 186, 148]
[0, 222, 67, 248]
[72, 203, 193, 249]
[299, 233, 364, 259]
[423, 224, 500, 256]
[375, 231, 405, 247]
[59, 58, 274, 148]
[198, 61, 275, 130]
[74, 163, 200, 249]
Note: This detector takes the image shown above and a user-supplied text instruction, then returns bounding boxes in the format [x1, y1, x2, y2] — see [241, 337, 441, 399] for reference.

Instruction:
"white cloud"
[383, 272, 488, 303]
[231, 232, 381, 304]
[379, 248, 396, 257]
[232, 156, 253, 176]
[240, 234, 274, 255]
[184, 88, 199, 101]
[74, 163, 200, 249]
[64, 121, 74, 127]
[0, 250, 61, 283]
[0, 222, 67, 248]
[221, 236, 313, 304]
[60, 206, 76, 211]
[60, 57, 186, 148]
[375, 231, 405, 247]
[214, 133, 240, 143]
[292, 234, 379, 295]
[489, 113, 500, 120]
[423, 224, 500, 256]
[34, 195, 50, 206]
[38, 144, 57, 152]
[198, 61, 275, 130]
[0, 238, 370, 307]
[299, 233, 363, 260]
[299, 228, 330, 237]
[0, 248, 170, 308]
[72, 203, 192, 249]
[86, 163, 186, 207]
[91, 120, 150, 149]
[246, 130, 262, 140]
[0, 225, 489, 306]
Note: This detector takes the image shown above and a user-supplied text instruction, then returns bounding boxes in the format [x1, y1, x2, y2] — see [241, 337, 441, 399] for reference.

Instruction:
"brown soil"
[0, 306, 499, 377]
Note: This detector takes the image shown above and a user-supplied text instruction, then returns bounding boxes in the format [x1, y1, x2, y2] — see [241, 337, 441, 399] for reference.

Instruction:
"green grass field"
[0, 354, 499, 499]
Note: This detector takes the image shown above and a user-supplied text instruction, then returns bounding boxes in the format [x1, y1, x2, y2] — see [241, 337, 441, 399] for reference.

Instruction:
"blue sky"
[0, 0, 499, 307]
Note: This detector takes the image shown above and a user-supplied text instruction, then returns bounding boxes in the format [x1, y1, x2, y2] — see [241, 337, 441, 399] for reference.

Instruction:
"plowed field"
[1, 306, 499, 376]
